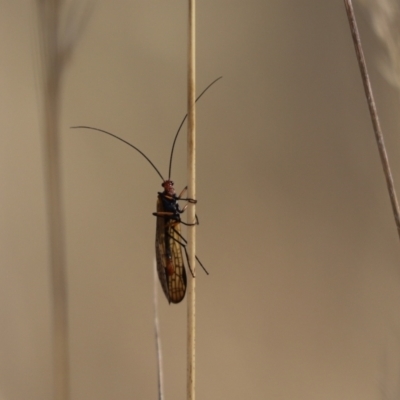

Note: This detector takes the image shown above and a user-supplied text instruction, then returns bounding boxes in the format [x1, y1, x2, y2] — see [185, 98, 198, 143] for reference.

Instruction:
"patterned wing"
[166, 221, 187, 303]
[155, 197, 187, 303]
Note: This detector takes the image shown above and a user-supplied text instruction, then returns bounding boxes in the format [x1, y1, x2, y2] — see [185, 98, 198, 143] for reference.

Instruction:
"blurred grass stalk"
[356, 0, 400, 91]
[352, 1, 400, 396]
[344, 0, 400, 241]
[36, 1, 82, 398]
[36, 1, 69, 398]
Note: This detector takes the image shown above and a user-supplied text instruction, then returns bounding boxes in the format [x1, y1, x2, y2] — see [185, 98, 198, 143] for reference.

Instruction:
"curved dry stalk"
[35, 1, 90, 399]
[36, 2, 70, 399]
[344, 0, 400, 241]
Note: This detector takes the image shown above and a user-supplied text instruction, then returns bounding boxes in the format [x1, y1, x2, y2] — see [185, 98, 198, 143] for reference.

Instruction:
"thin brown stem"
[344, 0, 400, 240]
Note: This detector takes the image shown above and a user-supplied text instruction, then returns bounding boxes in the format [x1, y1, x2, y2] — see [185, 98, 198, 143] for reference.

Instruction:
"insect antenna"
[71, 126, 165, 181]
[167, 76, 222, 180]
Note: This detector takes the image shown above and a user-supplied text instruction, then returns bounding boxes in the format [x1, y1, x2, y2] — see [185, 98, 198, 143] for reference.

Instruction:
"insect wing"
[155, 197, 187, 303]
[167, 222, 187, 303]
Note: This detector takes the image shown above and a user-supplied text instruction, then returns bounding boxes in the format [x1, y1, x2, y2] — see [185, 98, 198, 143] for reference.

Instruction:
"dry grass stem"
[187, 0, 196, 399]
[344, 0, 400, 241]
[153, 260, 164, 400]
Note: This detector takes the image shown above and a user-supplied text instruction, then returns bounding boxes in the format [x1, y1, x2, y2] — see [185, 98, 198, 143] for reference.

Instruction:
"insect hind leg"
[167, 225, 209, 276]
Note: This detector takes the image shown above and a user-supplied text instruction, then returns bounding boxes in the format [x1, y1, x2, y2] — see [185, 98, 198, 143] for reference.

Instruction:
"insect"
[72, 76, 221, 303]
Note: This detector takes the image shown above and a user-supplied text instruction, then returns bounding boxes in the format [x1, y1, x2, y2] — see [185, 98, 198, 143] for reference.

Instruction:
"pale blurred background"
[2, 1, 400, 399]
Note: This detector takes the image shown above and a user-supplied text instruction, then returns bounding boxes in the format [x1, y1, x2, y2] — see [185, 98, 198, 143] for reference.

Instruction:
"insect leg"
[178, 213, 199, 226]
[152, 208, 198, 224]
[178, 186, 188, 198]
[168, 225, 209, 275]
[153, 211, 197, 226]
[178, 186, 197, 204]
[179, 198, 197, 204]
[180, 219, 198, 227]
[153, 211, 174, 217]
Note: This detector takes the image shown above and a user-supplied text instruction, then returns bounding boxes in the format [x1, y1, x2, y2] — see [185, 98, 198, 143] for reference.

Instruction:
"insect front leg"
[175, 187, 199, 225]
[177, 186, 197, 204]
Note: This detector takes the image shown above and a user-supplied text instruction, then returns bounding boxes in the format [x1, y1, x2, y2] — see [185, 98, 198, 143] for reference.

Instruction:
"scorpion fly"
[72, 76, 221, 303]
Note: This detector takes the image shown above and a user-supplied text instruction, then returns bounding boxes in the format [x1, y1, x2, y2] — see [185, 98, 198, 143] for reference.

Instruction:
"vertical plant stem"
[344, 0, 400, 241]
[187, 0, 196, 399]
[36, 1, 70, 399]
[153, 260, 164, 400]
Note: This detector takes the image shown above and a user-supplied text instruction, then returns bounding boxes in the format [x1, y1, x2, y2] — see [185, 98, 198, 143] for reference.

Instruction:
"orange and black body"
[154, 188, 187, 303]
[153, 180, 199, 303]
